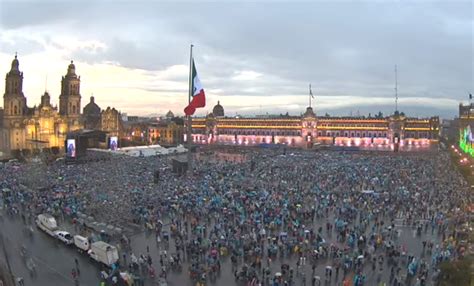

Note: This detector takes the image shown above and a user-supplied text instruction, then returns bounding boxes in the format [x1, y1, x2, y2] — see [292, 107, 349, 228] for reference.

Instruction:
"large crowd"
[0, 147, 471, 286]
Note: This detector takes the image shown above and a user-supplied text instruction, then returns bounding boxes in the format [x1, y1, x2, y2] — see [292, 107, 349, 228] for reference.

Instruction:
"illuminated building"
[1, 56, 82, 152]
[125, 117, 184, 146]
[191, 102, 439, 149]
[0, 55, 123, 154]
[100, 107, 123, 138]
[148, 119, 184, 145]
[458, 103, 474, 157]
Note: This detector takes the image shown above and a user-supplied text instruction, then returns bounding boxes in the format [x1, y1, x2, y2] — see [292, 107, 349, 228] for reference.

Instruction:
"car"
[54, 230, 74, 245]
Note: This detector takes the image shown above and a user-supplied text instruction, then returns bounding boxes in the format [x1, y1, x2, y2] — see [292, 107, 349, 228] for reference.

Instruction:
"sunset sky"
[0, 1, 472, 118]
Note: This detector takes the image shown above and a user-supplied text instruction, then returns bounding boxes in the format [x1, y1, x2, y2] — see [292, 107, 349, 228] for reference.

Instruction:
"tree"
[437, 256, 473, 286]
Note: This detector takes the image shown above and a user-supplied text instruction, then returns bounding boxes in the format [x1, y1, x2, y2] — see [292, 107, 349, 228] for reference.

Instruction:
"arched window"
[72, 105, 76, 114]
[14, 105, 17, 115]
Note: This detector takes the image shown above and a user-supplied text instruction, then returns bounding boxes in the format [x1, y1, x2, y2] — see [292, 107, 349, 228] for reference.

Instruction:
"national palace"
[191, 102, 440, 150]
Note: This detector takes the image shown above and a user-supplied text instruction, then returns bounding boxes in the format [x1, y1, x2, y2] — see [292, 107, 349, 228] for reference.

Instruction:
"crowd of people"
[0, 146, 471, 286]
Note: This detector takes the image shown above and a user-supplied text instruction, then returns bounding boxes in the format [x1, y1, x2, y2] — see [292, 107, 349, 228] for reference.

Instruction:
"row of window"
[318, 123, 387, 128]
[217, 130, 301, 136]
[321, 131, 388, 138]
[217, 123, 300, 127]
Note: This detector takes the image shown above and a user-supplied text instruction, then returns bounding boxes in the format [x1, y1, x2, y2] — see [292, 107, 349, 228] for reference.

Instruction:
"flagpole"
[309, 84, 311, 108]
[469, 93, 472, 120]
[187, 44, 193, 175]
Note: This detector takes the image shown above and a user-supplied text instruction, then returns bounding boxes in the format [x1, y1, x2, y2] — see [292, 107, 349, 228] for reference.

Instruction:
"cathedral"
[1, 55, 122, 154]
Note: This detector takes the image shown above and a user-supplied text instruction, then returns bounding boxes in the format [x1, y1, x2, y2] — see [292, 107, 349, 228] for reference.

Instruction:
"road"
[0, 212, 101, 286]
[0, 209, 442, 286]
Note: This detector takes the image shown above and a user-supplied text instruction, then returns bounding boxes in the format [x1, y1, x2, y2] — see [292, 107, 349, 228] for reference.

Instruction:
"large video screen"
[464, 126, 474, 143]
[460, 125, 474, 157]
[66, 139, 76, 158]
[109, 136, 118, 151]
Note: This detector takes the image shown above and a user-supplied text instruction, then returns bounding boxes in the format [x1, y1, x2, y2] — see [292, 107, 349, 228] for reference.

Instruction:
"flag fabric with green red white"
[184, 60, 206, 116]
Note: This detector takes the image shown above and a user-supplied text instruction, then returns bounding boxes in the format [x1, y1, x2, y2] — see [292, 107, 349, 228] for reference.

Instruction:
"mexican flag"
[184, 60, 206, 116]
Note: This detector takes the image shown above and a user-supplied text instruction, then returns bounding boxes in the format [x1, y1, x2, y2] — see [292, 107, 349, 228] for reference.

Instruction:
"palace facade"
[0, 55, 122, 154]
[191, 102, 439, 150]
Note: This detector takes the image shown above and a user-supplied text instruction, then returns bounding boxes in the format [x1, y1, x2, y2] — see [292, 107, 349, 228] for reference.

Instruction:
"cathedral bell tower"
[3, 54, 28, 152]
[59, 61, 81, 119]
[3, 54, 27, 118]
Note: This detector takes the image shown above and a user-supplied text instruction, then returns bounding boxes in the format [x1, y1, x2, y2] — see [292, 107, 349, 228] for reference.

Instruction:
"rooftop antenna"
[395, 64, 398, 113]
[45, 74, 48, 92]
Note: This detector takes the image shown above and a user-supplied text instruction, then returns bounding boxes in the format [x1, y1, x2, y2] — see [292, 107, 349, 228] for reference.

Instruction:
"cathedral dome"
[83, 96, 101, 115]
[212, 101, 224, 117]
[165, 110, 174, 118]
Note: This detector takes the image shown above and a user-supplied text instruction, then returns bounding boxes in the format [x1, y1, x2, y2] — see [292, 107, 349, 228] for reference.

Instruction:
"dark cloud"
[0, 1, 472, 117]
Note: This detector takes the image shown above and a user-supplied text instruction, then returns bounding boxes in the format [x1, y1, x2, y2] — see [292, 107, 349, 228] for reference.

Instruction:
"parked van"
[74, 235, 90, 252]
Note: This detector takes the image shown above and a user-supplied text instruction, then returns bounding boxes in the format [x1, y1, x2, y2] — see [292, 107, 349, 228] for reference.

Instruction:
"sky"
[0, 0, 472, 118]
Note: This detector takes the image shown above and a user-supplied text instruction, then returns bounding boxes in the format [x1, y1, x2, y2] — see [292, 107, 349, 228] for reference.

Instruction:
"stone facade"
[1, 56, 82, 152]
[191, 103, 439, 150]
[101, 107, 122, 138]
[0, 55, 123, 154]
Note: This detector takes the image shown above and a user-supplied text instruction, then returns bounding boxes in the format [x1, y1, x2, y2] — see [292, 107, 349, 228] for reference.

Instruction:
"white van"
[74, 235, 90, 252]
[54, 231, 74, 245]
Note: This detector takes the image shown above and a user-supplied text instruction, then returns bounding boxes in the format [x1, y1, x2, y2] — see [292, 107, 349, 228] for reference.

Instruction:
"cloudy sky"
[0, 1, 472, 118]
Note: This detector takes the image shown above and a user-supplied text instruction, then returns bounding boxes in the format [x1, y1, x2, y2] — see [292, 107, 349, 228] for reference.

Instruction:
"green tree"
[437, 255, 473, 286]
